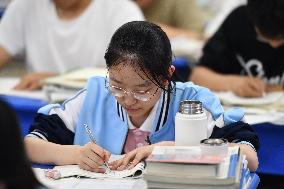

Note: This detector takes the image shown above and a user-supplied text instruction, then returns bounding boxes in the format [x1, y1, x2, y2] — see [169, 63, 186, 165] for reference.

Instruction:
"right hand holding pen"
[231, 76, 266, 97]
[76, 142, 111, 172]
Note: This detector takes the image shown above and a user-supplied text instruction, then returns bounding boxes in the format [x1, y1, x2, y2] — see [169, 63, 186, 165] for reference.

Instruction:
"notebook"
[216, 91, 283, 106]
[44, 155, 145, 180]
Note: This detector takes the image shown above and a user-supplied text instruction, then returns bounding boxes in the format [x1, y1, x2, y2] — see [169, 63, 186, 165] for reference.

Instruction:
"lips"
[125, 107, 140, 113]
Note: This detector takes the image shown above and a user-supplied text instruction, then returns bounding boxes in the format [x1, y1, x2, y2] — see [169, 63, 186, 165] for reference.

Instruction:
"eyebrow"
[109, 77, 152, 87]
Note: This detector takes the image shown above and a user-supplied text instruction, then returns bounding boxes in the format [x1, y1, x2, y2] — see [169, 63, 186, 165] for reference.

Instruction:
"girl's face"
[108, 63, 163, 123]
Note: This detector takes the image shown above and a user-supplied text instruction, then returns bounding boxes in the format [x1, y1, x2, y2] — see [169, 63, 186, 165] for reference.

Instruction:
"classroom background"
[0, 0, 283, 189]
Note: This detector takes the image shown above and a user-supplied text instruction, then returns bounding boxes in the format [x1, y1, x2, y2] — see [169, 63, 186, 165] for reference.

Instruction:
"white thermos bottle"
[175, 100, 207, 146]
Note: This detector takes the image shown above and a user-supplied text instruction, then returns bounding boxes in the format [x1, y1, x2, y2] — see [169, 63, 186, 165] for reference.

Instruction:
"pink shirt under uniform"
[123, 102, 158, 153]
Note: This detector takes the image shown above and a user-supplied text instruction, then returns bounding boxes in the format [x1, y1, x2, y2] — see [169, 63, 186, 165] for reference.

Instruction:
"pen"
[84, 124, 110, 171]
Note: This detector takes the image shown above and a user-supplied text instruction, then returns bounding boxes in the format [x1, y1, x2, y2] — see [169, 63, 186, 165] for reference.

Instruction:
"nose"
[123, 93, 137, 106]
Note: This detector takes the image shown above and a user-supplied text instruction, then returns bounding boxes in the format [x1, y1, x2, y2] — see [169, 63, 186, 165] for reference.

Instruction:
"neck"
[129, 109, 152, 128]
[55, 0, 92, 20]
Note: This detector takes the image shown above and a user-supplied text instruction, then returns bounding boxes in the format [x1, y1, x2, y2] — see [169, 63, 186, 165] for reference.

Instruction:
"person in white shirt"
[0, 0, 144, 90]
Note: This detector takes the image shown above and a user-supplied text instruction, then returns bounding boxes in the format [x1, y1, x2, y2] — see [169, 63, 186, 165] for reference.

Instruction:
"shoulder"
[223, 6, 249, 27]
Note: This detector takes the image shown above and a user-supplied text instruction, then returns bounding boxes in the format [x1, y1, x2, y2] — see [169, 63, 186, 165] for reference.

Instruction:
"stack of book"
[144, 146, 249, 189]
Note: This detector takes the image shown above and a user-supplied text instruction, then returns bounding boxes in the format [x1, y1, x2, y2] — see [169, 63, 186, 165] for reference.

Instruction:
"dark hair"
[247, 0, 284, 39]
[0, 100, 42, 189]
[104, 21, 174, 93]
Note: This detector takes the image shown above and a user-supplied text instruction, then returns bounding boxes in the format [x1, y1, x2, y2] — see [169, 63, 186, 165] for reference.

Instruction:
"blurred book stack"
[144, 146, 252, 189]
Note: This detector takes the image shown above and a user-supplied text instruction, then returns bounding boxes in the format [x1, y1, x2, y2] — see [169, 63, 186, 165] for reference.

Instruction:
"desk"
[33, 167, 259, 189]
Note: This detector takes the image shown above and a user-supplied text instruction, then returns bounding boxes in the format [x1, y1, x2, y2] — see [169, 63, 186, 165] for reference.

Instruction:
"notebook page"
[53, 155, 145, 179]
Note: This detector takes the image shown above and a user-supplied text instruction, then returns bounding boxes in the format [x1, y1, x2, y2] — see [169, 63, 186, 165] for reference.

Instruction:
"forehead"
[108, 63, 151, 85]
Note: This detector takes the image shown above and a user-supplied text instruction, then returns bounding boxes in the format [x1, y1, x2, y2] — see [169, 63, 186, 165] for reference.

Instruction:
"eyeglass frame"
[104, 76, 160, 102]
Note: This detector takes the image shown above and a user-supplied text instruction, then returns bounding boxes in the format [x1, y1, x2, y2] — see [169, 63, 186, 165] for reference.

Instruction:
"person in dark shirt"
[190, 0, 284, 97]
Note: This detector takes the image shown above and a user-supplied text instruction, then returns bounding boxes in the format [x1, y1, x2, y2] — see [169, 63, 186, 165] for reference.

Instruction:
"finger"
[109, 159, 123, 170]
[248, 78, 265, 95]
[79, 161, 98, 172]
[243, 86, 262, 97]
[81, 156, 100, 172]
[84, 147, 104, 165]
[104, 150, 111, 162]
[117, 151, 136, 171]
[14, 79, 30, 90]
[127, 155, 142, 170]
[245, 85, 263, 97]
[89, 143, 105, 159]
[27, 81, 42, 90]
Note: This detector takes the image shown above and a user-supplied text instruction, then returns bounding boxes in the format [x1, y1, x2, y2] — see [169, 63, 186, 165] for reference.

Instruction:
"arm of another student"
[0, 46, 11, 69]
[14, 72, 57, 90]
[190, 66, 266, 97]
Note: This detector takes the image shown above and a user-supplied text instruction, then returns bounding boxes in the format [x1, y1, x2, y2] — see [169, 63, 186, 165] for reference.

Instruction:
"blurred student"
[191, 0, 284, 97]
[0, 0, 143, 90]
[135, 0, 205, 40]
[0, 100, 43, 189]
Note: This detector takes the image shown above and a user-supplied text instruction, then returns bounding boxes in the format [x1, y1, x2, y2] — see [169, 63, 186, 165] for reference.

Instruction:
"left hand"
[14, 72, 56, 90]
[109, 145, 154, 171]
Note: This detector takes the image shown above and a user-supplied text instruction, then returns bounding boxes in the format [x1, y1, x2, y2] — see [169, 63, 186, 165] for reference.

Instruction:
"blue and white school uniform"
[27, 76, 259, 154]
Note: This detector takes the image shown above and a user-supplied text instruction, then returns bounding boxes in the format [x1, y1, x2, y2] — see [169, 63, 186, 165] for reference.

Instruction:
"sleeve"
[0, 0, 27, 56]
[198, 6, 244, 74]
[26, 90, 86, 145]
[27, 114, 75, 145]
[209, 121, 260, 151]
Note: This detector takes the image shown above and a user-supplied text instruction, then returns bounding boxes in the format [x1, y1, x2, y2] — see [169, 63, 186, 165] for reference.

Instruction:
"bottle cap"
[179, 100, 203, 114]
[200, 138, 228, 157]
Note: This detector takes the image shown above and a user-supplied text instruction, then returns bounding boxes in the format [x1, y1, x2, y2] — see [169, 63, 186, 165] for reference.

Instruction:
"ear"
[169, 65, 175, 77]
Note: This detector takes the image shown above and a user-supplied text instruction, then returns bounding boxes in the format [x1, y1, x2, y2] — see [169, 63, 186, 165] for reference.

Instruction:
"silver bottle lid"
[179, 100, 203, 114]
[200, 138, 228, 146]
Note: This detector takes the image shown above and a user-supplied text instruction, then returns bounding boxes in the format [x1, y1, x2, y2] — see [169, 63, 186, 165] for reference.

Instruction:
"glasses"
[105, 81, 159, 102]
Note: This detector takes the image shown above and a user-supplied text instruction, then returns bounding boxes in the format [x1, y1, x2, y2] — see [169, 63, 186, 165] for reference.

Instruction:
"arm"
[14, 72, 57, 90]
[231, 143, 258, 172]
[210, 121, 260, 172]
[25, 91, 110, 172]
[190, 66, 266, 97]
[25, 137, 110, 172]
[0, 46, 11, 69]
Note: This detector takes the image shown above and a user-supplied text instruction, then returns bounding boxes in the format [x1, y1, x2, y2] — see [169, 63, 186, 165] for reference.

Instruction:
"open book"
[44, 155, 145, 180]
[44, 67, 107, 89]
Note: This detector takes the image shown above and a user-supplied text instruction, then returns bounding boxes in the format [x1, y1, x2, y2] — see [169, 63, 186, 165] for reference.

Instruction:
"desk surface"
[33, 166, 259, 189]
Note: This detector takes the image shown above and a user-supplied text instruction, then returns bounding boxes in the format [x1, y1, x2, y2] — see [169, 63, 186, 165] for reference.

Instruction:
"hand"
[14, 72, 56, 90]
[76, 142, 111, 172]
[266, 84, 284, 92]
[230, 76, 266, 97]
[109, 145, 154, 171]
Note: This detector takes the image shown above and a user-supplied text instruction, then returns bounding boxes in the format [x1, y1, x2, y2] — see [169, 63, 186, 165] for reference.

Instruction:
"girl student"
[25, 21, 259, 172]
